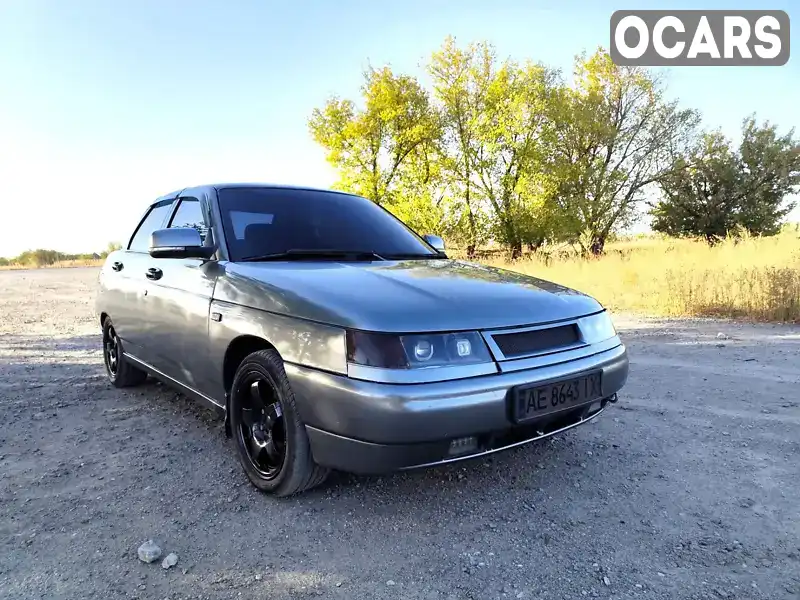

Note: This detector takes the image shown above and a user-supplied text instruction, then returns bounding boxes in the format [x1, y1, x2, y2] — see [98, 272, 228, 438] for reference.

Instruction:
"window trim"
[167, 197, 200, 228]
[211, 187, 233, 261]
[126, 199, 175, 253]
[167, 195, 214, 249]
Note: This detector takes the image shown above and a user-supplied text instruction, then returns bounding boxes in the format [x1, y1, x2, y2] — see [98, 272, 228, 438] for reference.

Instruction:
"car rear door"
[141, 192, 222, 400]
[104, 199, 175, 363]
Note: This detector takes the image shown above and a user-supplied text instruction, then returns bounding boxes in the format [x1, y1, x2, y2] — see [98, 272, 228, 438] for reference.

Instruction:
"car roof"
[154, 183, 360, 204]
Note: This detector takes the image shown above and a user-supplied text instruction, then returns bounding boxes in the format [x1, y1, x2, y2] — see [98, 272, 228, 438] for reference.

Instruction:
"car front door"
[142, 192, 222, 400]
[108, 198, 175, 364]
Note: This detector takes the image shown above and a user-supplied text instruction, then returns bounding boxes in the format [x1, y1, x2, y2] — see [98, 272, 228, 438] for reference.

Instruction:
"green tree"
[384, 137, 455, 238]
[429, 38, 562, 258]
[736, 116, 800, 235]
[308, 66, 439, 206]
[652, 117, 800, 242]
[428, 37, 489, 256]
[651, 132, 740, 243]
[100, 241, 123, 259]
[552, 49, 699, 254]
[14, 249, 62, 266]
[475, 58, 561, 257]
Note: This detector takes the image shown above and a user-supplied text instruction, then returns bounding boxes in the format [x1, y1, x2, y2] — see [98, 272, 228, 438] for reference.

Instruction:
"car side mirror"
[423, 234, 446, 254]
[149, 228, 215, 260]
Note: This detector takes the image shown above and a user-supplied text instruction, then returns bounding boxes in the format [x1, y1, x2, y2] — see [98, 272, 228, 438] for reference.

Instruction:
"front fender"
[207, 301, 347, 402]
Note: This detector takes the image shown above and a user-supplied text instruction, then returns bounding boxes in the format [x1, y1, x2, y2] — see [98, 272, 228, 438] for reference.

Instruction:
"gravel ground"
[1, 267, 799, 600]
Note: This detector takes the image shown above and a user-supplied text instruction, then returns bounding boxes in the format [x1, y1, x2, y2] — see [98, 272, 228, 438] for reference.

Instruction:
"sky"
[1, 0, 798, 256]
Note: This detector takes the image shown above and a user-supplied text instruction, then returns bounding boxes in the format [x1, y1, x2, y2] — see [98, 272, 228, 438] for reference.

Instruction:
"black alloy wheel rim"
[104, 325, 119, 377]
[237, 375, 287, 479]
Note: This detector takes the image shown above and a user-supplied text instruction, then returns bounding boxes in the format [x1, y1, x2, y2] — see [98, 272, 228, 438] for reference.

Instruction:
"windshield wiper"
[381, 252, 447, 260]
[239, 249, 386, 262]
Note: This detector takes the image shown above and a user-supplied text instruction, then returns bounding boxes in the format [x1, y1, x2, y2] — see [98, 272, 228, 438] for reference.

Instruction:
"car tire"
[102, 317, 147, 388]
[229, 349, 329, 497]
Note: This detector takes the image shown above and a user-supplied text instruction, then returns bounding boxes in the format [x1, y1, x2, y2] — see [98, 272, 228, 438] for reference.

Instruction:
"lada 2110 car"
[96, 184, 629, 496]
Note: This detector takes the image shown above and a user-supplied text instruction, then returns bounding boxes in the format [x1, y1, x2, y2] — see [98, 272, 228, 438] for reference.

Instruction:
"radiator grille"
[491, 324, 580, 358]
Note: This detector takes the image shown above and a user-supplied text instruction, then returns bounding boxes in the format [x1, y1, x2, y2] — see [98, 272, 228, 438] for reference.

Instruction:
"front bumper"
[285, 343, 628, 474]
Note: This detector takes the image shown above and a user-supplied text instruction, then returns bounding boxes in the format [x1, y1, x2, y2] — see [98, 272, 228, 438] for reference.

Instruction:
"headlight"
[346, 331, 492, 369]
[578, 311, 617, 344]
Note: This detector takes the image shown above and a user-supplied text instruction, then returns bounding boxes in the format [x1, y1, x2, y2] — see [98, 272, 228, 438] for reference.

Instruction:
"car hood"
[215, 259, 603, 333]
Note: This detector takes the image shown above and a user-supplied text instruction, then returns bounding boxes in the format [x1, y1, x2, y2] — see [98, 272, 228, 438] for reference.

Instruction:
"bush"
[0, 243, 121, 269]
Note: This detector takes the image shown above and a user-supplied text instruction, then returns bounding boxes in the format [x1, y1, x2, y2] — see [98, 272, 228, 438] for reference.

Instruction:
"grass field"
[476, 229, 800, 322]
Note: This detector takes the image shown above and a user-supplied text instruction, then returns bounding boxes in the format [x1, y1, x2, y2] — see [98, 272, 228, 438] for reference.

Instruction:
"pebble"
[161, 553, 178, 569]
[602, 576, 610, 586]
[137, 540, 162, 563]
[386, 580, 396, 586]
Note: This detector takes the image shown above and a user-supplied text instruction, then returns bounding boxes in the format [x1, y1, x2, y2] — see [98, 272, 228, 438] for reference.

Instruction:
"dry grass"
[0, 259, 104, 271]
[473, 230, 800, 322]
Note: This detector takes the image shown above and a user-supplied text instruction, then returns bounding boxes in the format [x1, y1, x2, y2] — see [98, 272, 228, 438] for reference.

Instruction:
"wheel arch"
[222, 335, 278, 435]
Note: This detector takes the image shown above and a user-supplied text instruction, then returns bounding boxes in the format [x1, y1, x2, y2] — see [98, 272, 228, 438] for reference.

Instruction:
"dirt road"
[1, 267, 798, 600]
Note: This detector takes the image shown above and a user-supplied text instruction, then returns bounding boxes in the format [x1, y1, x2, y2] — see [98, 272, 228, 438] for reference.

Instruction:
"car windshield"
[217, 187, 440, 262]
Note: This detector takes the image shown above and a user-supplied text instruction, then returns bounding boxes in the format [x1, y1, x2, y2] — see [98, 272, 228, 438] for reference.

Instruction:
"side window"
[168, 198, 209, 244]
[128, 201, 174, 252]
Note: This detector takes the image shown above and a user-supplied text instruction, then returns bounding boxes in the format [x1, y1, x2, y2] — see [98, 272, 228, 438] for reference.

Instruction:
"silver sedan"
[96, 184, 629, 496]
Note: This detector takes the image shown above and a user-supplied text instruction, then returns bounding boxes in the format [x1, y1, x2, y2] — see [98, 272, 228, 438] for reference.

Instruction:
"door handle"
[145, 267, 163, 281]
[111, 261, 124, 272]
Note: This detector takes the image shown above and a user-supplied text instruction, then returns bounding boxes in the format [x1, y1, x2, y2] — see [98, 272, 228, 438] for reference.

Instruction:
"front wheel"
[229, 349, 329, 496]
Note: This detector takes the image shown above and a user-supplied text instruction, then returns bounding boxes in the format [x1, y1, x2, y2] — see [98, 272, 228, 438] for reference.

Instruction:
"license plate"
[512, 372, 602, 422]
